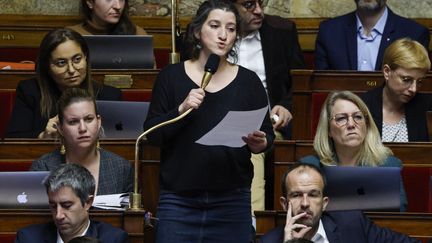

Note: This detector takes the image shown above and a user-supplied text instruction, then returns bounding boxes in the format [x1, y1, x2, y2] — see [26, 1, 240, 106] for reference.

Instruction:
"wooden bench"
[0, 69, 158, 89]
[2, 15, 432, 69]
[1, 139, 432, 214]
[0, 139, 161, 213]
[272, 140, 432, 212]
[0, 209, 149, 243]
[291, 69, 432, 140]
[255, 210, 432, 242]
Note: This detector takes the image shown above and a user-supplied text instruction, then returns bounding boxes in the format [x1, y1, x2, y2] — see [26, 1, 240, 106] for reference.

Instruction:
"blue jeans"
[155, 188, 252, 243]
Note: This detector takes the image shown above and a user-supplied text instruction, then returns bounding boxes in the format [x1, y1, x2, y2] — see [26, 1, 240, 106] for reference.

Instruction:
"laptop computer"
[97, 100, 149, 138]
[0, 171, 49, 209]
[323, 166, 401, 211]
[83, 35, 154, 69]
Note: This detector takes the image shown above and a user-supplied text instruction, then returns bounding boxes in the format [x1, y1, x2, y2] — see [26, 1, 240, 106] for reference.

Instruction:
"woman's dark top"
[361, 85, 432, 141]
[6, 78, 121, 138]
[144, 63, 275, 192]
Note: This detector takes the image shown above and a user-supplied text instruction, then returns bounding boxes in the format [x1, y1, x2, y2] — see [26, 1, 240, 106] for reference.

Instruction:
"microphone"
[129, 54, 221, 211]
[201, 54, 220, 89]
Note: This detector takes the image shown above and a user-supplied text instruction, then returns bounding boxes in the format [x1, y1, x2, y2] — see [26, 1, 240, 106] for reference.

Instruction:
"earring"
[196, 42, 202, 50]
[60, 144, 66, 155]
[96, 140, 100, 150]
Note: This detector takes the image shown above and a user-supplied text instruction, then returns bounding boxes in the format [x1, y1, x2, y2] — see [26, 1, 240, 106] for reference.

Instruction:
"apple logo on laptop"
[356, 187, 365, 196]
[17, 192, 28, 204]
[115, 122, 123, 131]
[112, 57, 122, 64]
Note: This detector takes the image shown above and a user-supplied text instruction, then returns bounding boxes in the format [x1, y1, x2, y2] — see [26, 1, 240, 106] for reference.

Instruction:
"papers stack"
[92, 193, 130, 210]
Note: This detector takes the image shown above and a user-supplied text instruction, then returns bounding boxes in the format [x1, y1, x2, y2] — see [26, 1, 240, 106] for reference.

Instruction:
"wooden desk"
[255, 210, 432, 240]
[1, 15, 432, 52]
[291, 69, 432, 140]
[0, 139, 161, 213]
[0, 209, 149, 243]
[0, 69, 158, 89]
[272, 140, 432, 212]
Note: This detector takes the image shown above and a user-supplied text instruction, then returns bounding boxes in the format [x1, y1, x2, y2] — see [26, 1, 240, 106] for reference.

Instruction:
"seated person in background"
[31, 88, 133, 195]
[15, 163, 130, 243]
[260, 163, 417, 243]
[361, 38, 432, 142]
[6, 28, 121, 138]
[315, 0, 429, 71]
[300, 91, 407, 211]
[69, 0, 147, 35]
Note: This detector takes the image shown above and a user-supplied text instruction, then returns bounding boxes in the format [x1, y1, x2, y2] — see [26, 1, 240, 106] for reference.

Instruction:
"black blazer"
[259, 15, 305, 110]
[259, 211, 418, 243]
[361, 86, 432, 142]
[6, 78, 121, 138]
[15, 220, 130, 243]
[315, 8, 430, 70]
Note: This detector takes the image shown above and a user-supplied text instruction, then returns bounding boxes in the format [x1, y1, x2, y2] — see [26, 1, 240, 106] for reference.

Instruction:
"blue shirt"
[356, 7, 388, 71]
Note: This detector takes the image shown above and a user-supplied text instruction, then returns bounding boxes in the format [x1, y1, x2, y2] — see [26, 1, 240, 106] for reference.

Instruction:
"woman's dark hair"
[36, 28, 94, 119]
[184, 0, 241, 60]
[57, 88, 98, 125]
[80, 0, 137, 34]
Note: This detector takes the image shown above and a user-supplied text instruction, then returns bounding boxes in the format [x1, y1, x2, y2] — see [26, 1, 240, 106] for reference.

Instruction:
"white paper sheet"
[92, 193, 129, 210]
[196, 106, 268, 147]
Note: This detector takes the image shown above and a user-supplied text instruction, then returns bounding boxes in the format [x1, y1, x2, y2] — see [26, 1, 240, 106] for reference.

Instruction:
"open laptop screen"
[83, 35, 154, 69]
[323, 166, 401, 211]
[97, 100, 149, 138]
[0, 171, 49, 209]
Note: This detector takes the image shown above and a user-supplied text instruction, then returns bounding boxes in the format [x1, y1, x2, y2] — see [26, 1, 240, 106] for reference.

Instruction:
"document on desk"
[196, 106, 268, 147]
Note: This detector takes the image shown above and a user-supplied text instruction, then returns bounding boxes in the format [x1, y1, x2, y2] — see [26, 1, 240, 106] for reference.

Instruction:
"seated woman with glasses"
[6, 28, 121, 138]
[362, 38, 432, 142]
[300, 90, 407, 211]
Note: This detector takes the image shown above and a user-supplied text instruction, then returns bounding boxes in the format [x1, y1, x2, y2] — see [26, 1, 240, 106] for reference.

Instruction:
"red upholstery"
[402, 167, 432, 212]
[121, 89, 152, 102]
[0, 90, 17, 138]
[0, 48, 38, 63]
[310, 92, 328, 139]
[0, 62, 35, 70]
[0, 161, 32, 171]
[303, 51, 315, 70]
[0, 235, 15, 243]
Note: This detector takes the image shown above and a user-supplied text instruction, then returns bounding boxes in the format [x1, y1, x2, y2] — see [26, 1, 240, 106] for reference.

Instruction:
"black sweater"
[144, 63, 275, 192]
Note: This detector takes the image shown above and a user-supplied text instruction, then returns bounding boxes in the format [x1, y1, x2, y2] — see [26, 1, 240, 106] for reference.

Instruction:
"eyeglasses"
[392, 70, 425, 88]
[239, 0, 264, 12]
[330, 111, 367, 127]
[50, 54, 86, 73]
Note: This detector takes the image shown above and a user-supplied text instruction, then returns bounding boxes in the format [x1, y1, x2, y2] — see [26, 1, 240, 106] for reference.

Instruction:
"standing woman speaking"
[143, 0, 275, 242]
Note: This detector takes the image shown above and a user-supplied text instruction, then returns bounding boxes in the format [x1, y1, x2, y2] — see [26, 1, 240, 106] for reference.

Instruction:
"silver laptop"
[0, 171, 49, 209]
[97, 100, 149, 138]
[323, 166, 401, 211]
[83, 35, 154, 69]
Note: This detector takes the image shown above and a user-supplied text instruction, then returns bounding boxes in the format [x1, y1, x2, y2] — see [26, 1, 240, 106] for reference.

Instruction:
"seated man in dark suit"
[260, 163, 418, 243]
[15, 164, 129, 243]
[315, 0, 429, 71]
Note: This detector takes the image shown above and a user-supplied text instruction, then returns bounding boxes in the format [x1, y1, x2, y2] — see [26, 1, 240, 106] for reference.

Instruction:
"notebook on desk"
[83, 35, 154, 69]
[323, 166, 401, 211]
[97, 100, 149, 138]
[0, 171, 49, 209]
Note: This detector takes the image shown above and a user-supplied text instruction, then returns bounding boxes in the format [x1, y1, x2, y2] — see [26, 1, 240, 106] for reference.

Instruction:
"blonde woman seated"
[362, 38, 432, 142]
[300, 91, 407, 211]
[30, 88, 133, 195]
